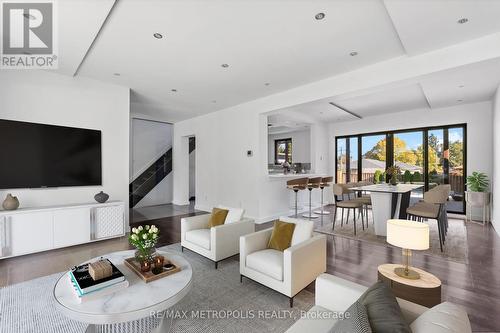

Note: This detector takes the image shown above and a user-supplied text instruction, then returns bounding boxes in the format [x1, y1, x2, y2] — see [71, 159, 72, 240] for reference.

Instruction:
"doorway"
[188, 136, 196, 206]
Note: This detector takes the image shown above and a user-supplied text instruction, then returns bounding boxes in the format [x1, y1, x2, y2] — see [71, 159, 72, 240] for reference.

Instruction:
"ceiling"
[50, 0, 500, 122]
[274, 56, 500, 123]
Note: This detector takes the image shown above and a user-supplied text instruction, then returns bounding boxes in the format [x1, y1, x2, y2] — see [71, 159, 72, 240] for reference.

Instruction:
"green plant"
[373, 170, 382, 184]
[129, 224, 160, 262]
[466, 172, 489, 192]
[412, 171, 422, 182]
[403, 170, 412, 183]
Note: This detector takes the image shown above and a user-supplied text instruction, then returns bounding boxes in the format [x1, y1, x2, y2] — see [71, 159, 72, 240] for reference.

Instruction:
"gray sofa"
[286, 273, 471, 333]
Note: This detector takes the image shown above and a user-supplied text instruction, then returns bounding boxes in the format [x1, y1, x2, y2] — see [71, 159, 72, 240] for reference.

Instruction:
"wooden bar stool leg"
[346, 208, 350, 225]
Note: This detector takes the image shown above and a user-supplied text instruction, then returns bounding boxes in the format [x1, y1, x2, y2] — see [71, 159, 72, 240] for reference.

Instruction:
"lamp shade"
[387, 219, 429, 250]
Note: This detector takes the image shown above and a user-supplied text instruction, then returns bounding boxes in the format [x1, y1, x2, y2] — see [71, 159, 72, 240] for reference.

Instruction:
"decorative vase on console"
[94, 191, 109, 203]
[386, 166, 401, 186]
[2, 193, 19, 210]
[129, 225, 160, 269]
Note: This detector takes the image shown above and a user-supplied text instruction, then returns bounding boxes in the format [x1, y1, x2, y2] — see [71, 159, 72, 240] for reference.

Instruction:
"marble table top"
[53, 250, 193, 325]
[350, 183, 423, 194]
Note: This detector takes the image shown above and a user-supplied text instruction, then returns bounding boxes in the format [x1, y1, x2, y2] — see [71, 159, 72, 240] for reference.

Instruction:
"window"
[335, 124, 466, 213]
[275, 138, 292, 164]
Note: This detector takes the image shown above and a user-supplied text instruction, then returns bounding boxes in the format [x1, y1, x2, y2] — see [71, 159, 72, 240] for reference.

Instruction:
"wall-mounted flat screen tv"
[0, 119, 102, 189]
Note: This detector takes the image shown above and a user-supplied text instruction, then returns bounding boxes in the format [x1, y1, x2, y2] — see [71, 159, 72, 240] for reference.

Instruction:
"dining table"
[349, 183, 424, 236]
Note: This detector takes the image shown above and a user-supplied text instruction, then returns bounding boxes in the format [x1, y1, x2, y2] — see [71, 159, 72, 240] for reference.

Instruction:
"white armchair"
[181, 206, 255, 268]
[239, 217, 327, 307]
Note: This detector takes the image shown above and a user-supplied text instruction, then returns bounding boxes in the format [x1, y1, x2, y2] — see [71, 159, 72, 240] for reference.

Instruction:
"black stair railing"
[129, 148, 172, 208]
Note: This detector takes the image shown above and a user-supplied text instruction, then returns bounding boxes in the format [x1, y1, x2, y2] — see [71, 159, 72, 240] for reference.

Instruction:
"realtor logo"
[1, 0, 58, 69]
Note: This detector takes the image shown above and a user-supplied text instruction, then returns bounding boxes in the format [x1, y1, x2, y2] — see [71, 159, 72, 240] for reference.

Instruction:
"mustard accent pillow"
[268, 220, 296, 251]
[208, 208, 229, 228]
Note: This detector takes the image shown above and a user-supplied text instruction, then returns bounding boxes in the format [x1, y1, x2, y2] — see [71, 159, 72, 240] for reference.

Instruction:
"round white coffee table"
[53, 250, 193, 333]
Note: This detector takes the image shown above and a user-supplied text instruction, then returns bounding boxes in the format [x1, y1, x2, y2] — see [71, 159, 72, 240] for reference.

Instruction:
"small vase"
[94, 191, 109, 203]
[135, 247, 157, 264]
[2, 194, 19, 210]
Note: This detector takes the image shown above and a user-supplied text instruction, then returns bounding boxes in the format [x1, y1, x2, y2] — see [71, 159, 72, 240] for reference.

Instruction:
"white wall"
[131, 118, 173, 180]
[493, 87, 500, 234]
[0, 71, 130, 219]
[268, 129, 311, 164]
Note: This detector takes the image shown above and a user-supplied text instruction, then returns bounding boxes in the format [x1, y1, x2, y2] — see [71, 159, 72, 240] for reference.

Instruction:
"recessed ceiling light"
[113, 73, 120, 76]
[315, 12, 325, 20]
[221, 63, 229, 68]
[350, 51, 358, 56]
[457, 99, 463, 102]
[171, 89, 177, 92]
[212, 100, 217, 103]
[457, 18, 468, 24]
[458, 85, 464, 88]
[320, 112, 324, 114]
[264, 82, 270, 86]
[153, 33, 163, 39]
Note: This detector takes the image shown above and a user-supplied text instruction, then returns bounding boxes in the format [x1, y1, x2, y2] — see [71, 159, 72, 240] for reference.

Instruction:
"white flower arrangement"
[128, 224, 160, 262]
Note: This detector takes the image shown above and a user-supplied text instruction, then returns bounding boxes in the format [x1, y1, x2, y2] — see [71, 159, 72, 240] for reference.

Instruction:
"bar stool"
[286, 177, 309, 218]
[314, 176, 333, 226]
[332, 184, 365, 235]
[302, 177, 322, 219]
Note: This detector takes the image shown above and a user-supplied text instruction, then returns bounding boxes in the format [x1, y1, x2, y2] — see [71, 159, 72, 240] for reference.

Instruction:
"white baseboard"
[172, 200, 190, 206]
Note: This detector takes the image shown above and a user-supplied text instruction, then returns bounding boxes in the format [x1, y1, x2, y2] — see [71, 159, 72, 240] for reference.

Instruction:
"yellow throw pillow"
[268, 220, 296, 251]
[208, 208, 229, 228]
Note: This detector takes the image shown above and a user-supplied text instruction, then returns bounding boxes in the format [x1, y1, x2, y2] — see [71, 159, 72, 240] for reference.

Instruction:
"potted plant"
[373, 170, 382, 184]
[465, 172, 490, 206]
[129, 225, 160, 264]
[386, 166, 401, 185]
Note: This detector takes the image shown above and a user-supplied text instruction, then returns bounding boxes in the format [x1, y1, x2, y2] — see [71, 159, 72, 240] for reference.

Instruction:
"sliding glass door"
[361, 134, 386, 183]
[335, 124, 466, 213]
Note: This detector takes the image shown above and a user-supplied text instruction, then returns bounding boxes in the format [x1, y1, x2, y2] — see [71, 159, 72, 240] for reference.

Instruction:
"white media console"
[0, 201, 126, 259]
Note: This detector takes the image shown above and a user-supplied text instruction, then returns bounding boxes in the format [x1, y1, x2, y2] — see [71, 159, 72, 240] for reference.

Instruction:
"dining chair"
[332, 184, 364, 235]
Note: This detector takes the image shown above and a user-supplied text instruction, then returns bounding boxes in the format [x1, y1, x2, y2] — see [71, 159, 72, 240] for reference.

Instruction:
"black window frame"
[334, 123, 467, 214]
[274, 138, 292, 165]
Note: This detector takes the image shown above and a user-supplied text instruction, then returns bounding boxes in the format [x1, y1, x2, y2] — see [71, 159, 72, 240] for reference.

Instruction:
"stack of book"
[68, 259, 128, 303]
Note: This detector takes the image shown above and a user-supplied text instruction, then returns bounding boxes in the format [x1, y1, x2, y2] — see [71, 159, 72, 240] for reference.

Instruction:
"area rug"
[0, 243, 314, 333]
[314, 213, 468, 264]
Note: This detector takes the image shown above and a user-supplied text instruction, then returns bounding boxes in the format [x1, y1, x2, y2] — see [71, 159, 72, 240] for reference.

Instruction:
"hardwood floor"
[1, 207, 499, 332]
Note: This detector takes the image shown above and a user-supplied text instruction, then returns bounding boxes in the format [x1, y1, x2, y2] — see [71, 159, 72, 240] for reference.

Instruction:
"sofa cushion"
[208, 207, 229, 228]
[286, 306, 339, 333]
[358, 281, 411, 333]
[268, 220, 296, 251]
[410, 302, 472, 333]
[185, 229, 211, 250]
[246, 249, 283, 281]
[331, 300, 372, 333]
[217, 205, 244, 224]
[280, 217, 314, 246]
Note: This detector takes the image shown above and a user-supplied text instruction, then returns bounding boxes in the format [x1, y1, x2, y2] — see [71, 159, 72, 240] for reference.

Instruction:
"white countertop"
[268, 173, 322, 179]
[350, 184, 423, 193]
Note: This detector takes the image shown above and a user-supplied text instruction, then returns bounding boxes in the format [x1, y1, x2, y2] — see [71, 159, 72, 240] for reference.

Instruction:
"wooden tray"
[124, 257, 181, 283]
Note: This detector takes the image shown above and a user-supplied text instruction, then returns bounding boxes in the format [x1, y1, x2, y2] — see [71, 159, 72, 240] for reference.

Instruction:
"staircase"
[129, 149, 172, 208]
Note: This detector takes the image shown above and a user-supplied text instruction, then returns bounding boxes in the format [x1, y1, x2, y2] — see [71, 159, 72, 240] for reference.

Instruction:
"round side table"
[377, 263, 441, 308]
[54, 250, 193, 333]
